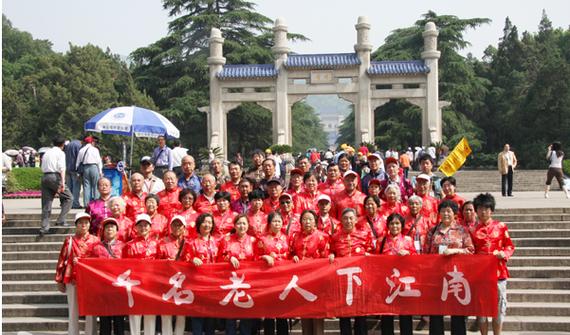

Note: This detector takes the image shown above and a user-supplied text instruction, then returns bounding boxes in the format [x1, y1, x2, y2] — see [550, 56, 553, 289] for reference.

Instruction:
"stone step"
[3, 260, 57, 271]
[509, 266, 570, 278]
[2, 316, 83, 332]
[2, 303, 68, 317]
[515, 247, 570, 256]
[507, 302, 570, 316]
[2, 281, 58, 292]
[2, 291, 66, 304]
[3, 226, 76, 235]
[509, 256, 570, 267]
[3, 270, 55, 282]
[506, 221, 570, 230]
[509, 229, 570, 238]
[508, 289, 570, 303]
[3, 234, 72, 243]
[2, 251, 61, 261]
[495, 214, 570, 222]
[511, 237, 570, 247]
[494, 207, 570, 214]
[508, 278, 570, 289]
[2, 242, 62, 252]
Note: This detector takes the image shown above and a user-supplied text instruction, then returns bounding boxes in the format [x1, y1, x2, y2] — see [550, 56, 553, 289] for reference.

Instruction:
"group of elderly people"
[55, 151, 514, 335]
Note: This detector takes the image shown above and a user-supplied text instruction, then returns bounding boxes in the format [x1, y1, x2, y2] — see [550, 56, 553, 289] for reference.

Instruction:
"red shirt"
[178, 207, 200, 239]
[280, 211, 301, 237]
[377, 234, 417, 255]
[333, 189, 366, 219]
[213, 210, 238, 236]
[181, 235, 219, 264]
[89, 239, 126, 259]
[290, 230, 330, 260]
[316, 215, 340, 236]
[157, 187, 182, 220]
[258, 231, 290, 261]
[318, 179, 345, 198]
[125, 235, 159, 260]
[357, 214, 387, 240]
[194, 194, 217, 214]
[157, 235, 186, 260]
[471, 219, 515, 280]
[418, 194, 439, 228]
[97, 215, 134, 242]
[220, 180, 241, 202]
[123, 191, 147, 222]
[443, 194, 465, 210]
[247, 210, 268, 238]
[149, 213, 169, 239]
[425, 222, 474, 255]
[402, 214, 430, 253]
[219, 234, 259, 262]
[262, 197, 280, 214]
[296, 191, 323, 213]
[330, 229, 373, 257]
[55, 233, 99, 283]
[378, 202, 410, 223]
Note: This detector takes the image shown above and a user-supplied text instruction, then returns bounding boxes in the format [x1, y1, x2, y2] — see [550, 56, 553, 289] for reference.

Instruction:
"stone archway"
[205, 17, 442, 158]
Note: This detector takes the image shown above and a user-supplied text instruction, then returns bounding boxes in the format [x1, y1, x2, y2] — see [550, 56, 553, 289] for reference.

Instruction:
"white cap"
[74, 212, 91, 224]
[135, 213, 152, 225]
[317, 194, 331, 203]
[416, 173, 431, 181]
[343, 170, 359, 179]
[170, 215, 187, 226]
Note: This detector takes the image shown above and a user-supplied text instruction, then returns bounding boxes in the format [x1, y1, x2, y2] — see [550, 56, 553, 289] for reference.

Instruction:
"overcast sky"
[2, 0, 569, 59]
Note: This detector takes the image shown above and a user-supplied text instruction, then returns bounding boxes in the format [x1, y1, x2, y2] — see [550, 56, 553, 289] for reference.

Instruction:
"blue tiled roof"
[217, 64, 277, 80]
[285, 53, 361, 69]
[367, 60, 430, 75]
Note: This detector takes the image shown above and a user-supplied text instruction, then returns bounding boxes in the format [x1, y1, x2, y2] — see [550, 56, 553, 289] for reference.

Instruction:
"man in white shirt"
[40, 135, 73, 235]
[171, 140, 188, 178]
[139, 156, 165, 194]
[76, 136, 103, 206]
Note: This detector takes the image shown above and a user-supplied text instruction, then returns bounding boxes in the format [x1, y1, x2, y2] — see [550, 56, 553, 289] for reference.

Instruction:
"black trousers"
[99, 315, 125, 335]
[264, 318, 289, 335]
[381, 315, 413, 335]
[339, 317, 367, 335]
[429, 315, 465, 335]
[501, 166, 513, 196]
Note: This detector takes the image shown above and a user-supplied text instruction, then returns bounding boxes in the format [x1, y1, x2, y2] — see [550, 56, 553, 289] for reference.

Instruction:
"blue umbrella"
[85, 106, 180, 167]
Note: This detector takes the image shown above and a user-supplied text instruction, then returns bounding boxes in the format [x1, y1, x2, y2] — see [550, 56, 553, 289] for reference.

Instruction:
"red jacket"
[157, 187, 182, 220]
[55, 234, 99, 284]
[330, 228, 373, 257]
[290, 229, 329, 260]
[471, 219, 515, 280]
[89, 239, 126, 259]
[124, 235, 159, 260]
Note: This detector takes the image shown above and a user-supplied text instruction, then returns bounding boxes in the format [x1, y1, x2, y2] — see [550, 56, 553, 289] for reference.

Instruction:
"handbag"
[77, 147, 90, 176]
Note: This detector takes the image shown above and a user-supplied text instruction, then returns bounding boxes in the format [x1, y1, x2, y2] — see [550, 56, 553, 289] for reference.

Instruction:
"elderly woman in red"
[89, 217, 126, 335]
[402, 195, 430, 254]
[425, 200, 474, 335]
[219, 214, 265, 335]
[329, 208, 372, 335]
[86, 177, 113, 234]
[213, 191, 238, 237]
[296, 173, 322, 213]
[277, 193, 301, 237]
[125, 213, 160, 335]
[157, 215, 188, 335]
[258, 211, 290, 335]
[180, 213, 218, 335]
[55, 212, 99, 335]
[378, 184, 409, 222]
[246, 189, 268, 238]
[145, 194, 169, 239]
[157, 171, 182, 220]
[316, 194, 339, 236]
[459, 201, 477, 233]
[177, 188, 199, 238]
[471, 193, 515, 335]
[290, 209, 329, 335]
[376, 213, 416, 335]
[358, 195, 386, 244]
[101, 196, 134, 242]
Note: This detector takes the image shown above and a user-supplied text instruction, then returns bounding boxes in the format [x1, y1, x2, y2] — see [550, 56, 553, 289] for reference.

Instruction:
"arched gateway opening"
[204, 17, 445, 158]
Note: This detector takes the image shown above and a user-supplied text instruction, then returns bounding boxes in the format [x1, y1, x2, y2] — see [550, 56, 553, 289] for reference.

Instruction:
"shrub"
[6, 167, 42, 192]
[564, 160, 570, 176]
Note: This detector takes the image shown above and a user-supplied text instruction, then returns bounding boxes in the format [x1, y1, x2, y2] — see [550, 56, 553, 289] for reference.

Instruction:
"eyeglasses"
[280, 200, 292, 205]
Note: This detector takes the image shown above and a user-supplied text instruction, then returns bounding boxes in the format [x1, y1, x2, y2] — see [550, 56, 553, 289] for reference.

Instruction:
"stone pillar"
[272, 18, 291, 146]
[207, 28, 227, 157]
[354, 16, 373, 144]
[421, 22, 441, 146]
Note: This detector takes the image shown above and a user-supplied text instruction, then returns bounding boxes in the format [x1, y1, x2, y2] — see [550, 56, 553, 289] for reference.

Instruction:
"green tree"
[291, 101, 328, 153]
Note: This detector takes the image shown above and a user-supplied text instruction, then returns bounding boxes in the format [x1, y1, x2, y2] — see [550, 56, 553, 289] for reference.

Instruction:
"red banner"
[77, 255, 498, 317]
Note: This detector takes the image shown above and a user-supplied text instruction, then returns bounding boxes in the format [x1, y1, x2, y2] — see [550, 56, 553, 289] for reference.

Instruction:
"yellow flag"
[438, 137, 472, 177]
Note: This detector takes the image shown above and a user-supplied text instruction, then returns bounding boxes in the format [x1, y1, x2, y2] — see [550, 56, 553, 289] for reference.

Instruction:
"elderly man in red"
[55, 212, 99, 335]
[379, 157, 413, 202]
[246, 190, 268, 238]
[471, 193, 515, 335]
[158, 215, 188, 335]
[316, 194, 339, 236]
[194, 174, 218, 214]
[287, 168, 305, 195]
[414, 173, 439, 229]
[333, 170, 366, 219]
[277, 193, 301, 237]
[318, 163, 345, 197]
[123, 172, 148, 222]
[262, 178, 283, 213]
[329, 208, 372, 335]
[213, 191, 238, 237]
[157, 171, 182, 221]
[88, 217, 126, 335]
[220, 161, 243, 202]
[125, 213, 159, 335]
